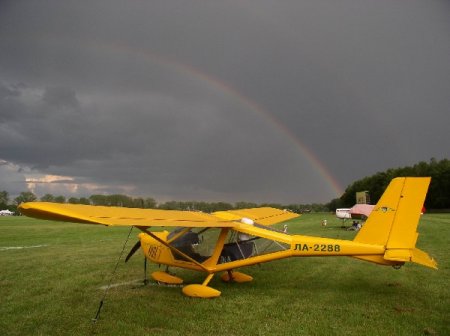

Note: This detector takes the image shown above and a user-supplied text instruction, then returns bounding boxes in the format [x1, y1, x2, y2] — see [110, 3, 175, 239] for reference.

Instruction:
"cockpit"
[167, 225, 289, 264]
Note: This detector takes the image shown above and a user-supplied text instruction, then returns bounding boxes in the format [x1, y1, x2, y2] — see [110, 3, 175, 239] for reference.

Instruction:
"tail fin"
[354, 177, 437, 269]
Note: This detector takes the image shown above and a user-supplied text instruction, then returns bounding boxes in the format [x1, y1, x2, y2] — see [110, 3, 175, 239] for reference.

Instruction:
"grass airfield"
[0, 213, 448, 336]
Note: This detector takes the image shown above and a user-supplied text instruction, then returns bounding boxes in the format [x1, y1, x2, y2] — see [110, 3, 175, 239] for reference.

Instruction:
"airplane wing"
[18, 202, 236, 228]
[212, 207, 299, 225]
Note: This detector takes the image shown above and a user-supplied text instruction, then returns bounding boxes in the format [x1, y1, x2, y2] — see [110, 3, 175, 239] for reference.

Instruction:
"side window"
[219, 229, 289, 263]
[168, 227, 221, 262]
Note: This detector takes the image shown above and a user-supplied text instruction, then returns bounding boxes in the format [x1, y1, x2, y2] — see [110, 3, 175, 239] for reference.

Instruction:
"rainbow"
[37, 35, 344, 198]
[109, 44, 344, 198]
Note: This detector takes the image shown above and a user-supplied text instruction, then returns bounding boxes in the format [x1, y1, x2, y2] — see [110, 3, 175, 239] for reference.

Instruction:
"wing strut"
[136, 226, 210, 272]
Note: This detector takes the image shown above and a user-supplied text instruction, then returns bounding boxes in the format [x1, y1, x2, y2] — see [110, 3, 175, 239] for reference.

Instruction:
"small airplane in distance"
[19, 177, 437, 298]
[335, 208, 352, 219]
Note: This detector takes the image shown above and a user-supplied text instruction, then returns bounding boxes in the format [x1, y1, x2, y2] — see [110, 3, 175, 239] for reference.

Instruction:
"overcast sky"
[1, 0, 449, 204]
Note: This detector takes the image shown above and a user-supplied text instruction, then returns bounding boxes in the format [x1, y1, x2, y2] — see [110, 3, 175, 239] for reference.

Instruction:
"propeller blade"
[125, 240, 141, 262]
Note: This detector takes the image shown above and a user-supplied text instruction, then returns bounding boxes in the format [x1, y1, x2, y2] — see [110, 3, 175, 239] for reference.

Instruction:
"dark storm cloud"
[1, 0, 449, 202]
[0, 77, 314, 202]
[42, 87, 80, 109]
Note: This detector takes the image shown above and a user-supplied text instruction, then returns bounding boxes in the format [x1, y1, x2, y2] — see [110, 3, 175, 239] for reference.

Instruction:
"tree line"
[2, 158, 449, 213]
[0, 190, 327, 214]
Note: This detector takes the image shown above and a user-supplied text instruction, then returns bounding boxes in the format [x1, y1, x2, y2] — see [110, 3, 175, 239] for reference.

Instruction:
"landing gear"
[182, 270, 254, 298]
[182, 274, 221, 298]
[149, 268, 220, 297]
[151, 268, 253, 298]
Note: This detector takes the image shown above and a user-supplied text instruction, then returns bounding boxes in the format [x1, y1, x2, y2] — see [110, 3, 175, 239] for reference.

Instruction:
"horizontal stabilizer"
[411, 248, 438, 269]
[385, 248, 437, 269]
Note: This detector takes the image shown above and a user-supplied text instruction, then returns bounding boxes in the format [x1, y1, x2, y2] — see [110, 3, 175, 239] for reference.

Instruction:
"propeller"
[124, 239, 149, 285]
[125, 240, 141, 262]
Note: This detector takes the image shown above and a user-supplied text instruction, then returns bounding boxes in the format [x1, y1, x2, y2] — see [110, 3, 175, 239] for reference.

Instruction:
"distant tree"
[309, 203, 328, 212]
[79, 197, 91, 205]
[14, 191, 37, 205]
[0, 191, 9, 207]
[235, 202, 258, 209]
[426, 159, 450, 208]
[53, 195, 66, 203]
[190, 201, 206, 211]
[90, 194, 108, 206]
[158, 201, 180, 210]
[209, 202, 233, 212]
[144, 197, 157, 209]
[127, 197, 156, 209]
[132, 197, 145, 208]
[68, 197, 79, 204]
[260, 203, 283, 210]
[107, 194, 133, 207]
[339, 158, 450, 209]
[325, 198, 344, 211]
[40, 194, 55, 202]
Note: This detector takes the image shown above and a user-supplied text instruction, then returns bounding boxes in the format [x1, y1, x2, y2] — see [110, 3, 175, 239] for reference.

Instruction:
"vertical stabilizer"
[354, 177, 430, 246]
[353, 177, 436, 269]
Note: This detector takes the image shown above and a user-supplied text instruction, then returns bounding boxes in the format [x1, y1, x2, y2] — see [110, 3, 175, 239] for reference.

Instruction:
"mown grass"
[0, 213, 448, 336]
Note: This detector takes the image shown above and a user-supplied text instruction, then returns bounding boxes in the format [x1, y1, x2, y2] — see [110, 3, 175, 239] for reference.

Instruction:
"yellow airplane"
[19, 177, 437, 298]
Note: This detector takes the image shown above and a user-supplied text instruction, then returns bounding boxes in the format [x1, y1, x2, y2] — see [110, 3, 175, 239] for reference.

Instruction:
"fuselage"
[138, 223, 396, 275]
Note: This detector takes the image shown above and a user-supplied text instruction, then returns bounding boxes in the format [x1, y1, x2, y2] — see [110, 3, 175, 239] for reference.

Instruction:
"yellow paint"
[151, 271, 183, 284]
[213, 207, 298, 225]
[182, 284, 221, 298]
[221, 271, 253, 283]
[411, 248, 438, 269]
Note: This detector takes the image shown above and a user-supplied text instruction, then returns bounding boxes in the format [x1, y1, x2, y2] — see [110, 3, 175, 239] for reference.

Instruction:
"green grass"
[0, 214, 448, 336]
